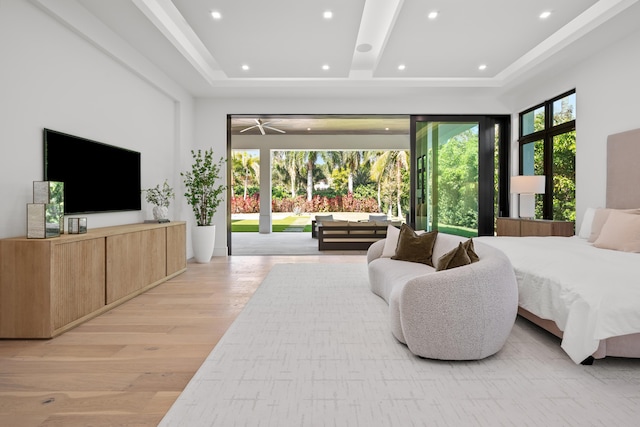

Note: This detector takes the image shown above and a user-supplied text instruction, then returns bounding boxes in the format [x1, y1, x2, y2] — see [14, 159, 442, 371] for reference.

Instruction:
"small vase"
[153, 206, 169, 221]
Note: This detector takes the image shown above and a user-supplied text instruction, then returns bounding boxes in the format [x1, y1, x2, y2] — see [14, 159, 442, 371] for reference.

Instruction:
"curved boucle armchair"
[367, 232, 518, 360]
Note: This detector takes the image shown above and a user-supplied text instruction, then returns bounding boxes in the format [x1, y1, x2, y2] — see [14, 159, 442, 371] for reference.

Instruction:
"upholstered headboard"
[606, 128, 640, 209]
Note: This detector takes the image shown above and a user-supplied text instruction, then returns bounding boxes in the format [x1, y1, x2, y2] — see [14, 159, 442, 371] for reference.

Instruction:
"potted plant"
[181, 149, 227, 262]
[142, 179, 174, 222]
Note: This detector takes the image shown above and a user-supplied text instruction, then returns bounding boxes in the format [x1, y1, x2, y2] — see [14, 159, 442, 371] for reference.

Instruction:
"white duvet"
[476, 236, 640, 363]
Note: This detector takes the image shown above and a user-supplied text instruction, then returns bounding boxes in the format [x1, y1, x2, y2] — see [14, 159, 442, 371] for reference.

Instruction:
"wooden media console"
[0, 221, 187, 338]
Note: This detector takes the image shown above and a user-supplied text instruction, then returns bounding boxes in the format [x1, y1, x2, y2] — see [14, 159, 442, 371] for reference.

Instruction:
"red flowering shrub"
[232, 193, 379, 214]
[231, 194, 260, 213]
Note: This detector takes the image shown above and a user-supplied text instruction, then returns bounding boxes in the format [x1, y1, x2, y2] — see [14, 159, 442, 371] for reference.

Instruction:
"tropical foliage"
[231, 151, 259, 200]
[231, 149, 410, 216]
[432, 130, 479, 230]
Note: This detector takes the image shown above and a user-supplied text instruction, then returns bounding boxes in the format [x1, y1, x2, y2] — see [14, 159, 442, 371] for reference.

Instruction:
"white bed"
[478, 127, 640, 364]
[476, 235, 640, 363]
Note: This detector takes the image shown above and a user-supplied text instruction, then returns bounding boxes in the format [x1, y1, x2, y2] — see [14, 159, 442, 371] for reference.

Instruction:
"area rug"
[160, 263, 640, 426]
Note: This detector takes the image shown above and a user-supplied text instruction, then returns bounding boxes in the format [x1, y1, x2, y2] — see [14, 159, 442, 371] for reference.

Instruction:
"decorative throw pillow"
[588, 208, 640, 242]
[436, 242, 472, 271]
[592, 210, 640, 252]
[588, 208, 612, 242]
[381, 224, 401, 257]
[391, 224, 438, 266]
[462, 238, 480, 263]
[314, 214, 334, 233]
[315, 214, 334, 225]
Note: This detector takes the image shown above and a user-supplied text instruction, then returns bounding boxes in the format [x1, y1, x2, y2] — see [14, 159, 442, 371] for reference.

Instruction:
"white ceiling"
[73, 0, 639, 98]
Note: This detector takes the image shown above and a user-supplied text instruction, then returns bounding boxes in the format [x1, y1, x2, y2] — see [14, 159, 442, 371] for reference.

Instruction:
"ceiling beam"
[495, 0, 638, 84]
[132, 0, 225, 84]
[350, 0, 404, 79]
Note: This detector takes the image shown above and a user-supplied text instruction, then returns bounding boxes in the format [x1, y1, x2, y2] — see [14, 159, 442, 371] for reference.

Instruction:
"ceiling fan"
[239, 119, 286, 135]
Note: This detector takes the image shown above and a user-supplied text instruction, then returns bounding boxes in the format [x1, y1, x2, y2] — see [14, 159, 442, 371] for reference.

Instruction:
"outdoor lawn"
[232, 215, 313, 232]
[232, 214, 478, 237]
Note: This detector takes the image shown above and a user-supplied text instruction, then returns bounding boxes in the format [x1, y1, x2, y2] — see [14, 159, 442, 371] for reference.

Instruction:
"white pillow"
[578, 207, 597, 239]
[381, 224, 400, 257]
[369, 214, 388, 221]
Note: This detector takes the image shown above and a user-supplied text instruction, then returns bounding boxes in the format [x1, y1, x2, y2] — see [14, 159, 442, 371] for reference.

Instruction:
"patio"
[230, 212, 380, 256]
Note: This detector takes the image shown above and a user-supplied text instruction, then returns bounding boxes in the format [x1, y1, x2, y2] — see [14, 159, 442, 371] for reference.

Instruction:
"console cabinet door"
[106, 229, 166, 304]
[0, 240, 52, 338]
[52, 238, 106, 330]
[167, 223, 186, 275]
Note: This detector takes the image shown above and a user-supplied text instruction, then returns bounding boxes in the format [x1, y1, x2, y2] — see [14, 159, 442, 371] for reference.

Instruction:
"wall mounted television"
[44, 129, 141, 215]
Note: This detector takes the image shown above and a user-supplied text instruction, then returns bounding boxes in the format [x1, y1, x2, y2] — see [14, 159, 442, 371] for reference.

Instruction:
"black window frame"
[518, 89, 576, 220]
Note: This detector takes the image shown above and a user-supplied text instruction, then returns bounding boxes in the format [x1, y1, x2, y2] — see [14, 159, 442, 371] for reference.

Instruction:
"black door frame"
[409, 115, 510, 236]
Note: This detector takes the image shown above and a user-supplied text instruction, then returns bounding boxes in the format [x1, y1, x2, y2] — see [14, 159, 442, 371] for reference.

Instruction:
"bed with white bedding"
[477, 127, 640, 364]
[476, 235, 640, 363]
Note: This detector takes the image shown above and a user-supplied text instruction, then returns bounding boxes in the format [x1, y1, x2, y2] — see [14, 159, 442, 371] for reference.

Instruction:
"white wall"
[0, 1, 194, 243]
[9, 1, 638, 253]
[195, 94, 510, 254]
[504, 25, 640, 231]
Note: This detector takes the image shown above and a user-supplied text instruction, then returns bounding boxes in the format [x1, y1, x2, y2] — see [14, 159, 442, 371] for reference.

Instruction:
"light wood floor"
[0, 254, 366, 427]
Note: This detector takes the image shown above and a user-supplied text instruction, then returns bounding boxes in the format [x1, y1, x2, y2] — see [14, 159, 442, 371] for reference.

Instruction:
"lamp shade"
[510, 175, 545, 194]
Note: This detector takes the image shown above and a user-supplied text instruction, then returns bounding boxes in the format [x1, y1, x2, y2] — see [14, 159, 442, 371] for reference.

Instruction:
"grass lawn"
[436, 225, 478, 238]
[232, 216, 312, 232]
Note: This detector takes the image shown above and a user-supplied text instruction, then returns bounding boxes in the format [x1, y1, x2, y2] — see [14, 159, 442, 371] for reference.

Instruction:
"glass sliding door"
[411, 116, 509, 237]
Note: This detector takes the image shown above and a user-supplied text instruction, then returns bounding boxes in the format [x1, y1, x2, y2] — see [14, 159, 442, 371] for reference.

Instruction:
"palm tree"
[370, 150, 409, 217]
[273, 151, 305, 198]
[344, 151, 363, 194]
[303, 151, 319, 201]
[232, 151, 259, 199]
[368, 151, 386, 210]
[324, 150, 363, 193]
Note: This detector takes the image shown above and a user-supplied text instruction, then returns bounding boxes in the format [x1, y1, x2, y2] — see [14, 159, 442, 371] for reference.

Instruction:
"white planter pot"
[192, 225, 216, 263]
[152, 206, 169, 221]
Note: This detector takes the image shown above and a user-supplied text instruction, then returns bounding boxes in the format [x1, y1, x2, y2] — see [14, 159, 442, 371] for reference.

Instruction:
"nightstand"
[496, 217, 574, 237]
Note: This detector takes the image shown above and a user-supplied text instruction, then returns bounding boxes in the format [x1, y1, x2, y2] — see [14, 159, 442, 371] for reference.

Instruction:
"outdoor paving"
[230, 212, 391, 255]
[232, 212, 378, 223]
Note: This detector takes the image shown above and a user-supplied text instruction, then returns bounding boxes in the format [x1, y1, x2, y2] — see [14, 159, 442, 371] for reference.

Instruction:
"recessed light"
[398, 64, 406, 71]
[242, 64, 250, 71]
[385, 127, 390, 131]
[323, 10, 333, 19]
[356, 43, 373, 53]
[428, 11, 438, 19]
[540, 11, 551, 19]
[211, 11, 222, 20]
[478, 64, 487, 71]
[322, 64, 330, 70]
[307, 128, 311, 131]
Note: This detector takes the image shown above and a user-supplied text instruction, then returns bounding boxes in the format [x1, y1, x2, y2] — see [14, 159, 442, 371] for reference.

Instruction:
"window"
[518, 90, 576, 222]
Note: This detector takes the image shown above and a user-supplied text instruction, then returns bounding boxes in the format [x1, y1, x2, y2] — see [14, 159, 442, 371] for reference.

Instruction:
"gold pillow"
[436, 242, 472, 271]
[462, 238, 480, 263]
[391, 224, 438, 266]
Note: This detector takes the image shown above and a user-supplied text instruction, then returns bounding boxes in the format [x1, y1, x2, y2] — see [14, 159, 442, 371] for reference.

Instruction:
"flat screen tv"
[44, 129, 141, 214]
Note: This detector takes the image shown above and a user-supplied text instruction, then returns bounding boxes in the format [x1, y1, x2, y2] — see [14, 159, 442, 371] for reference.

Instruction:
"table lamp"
[510, 175, 545, 219]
